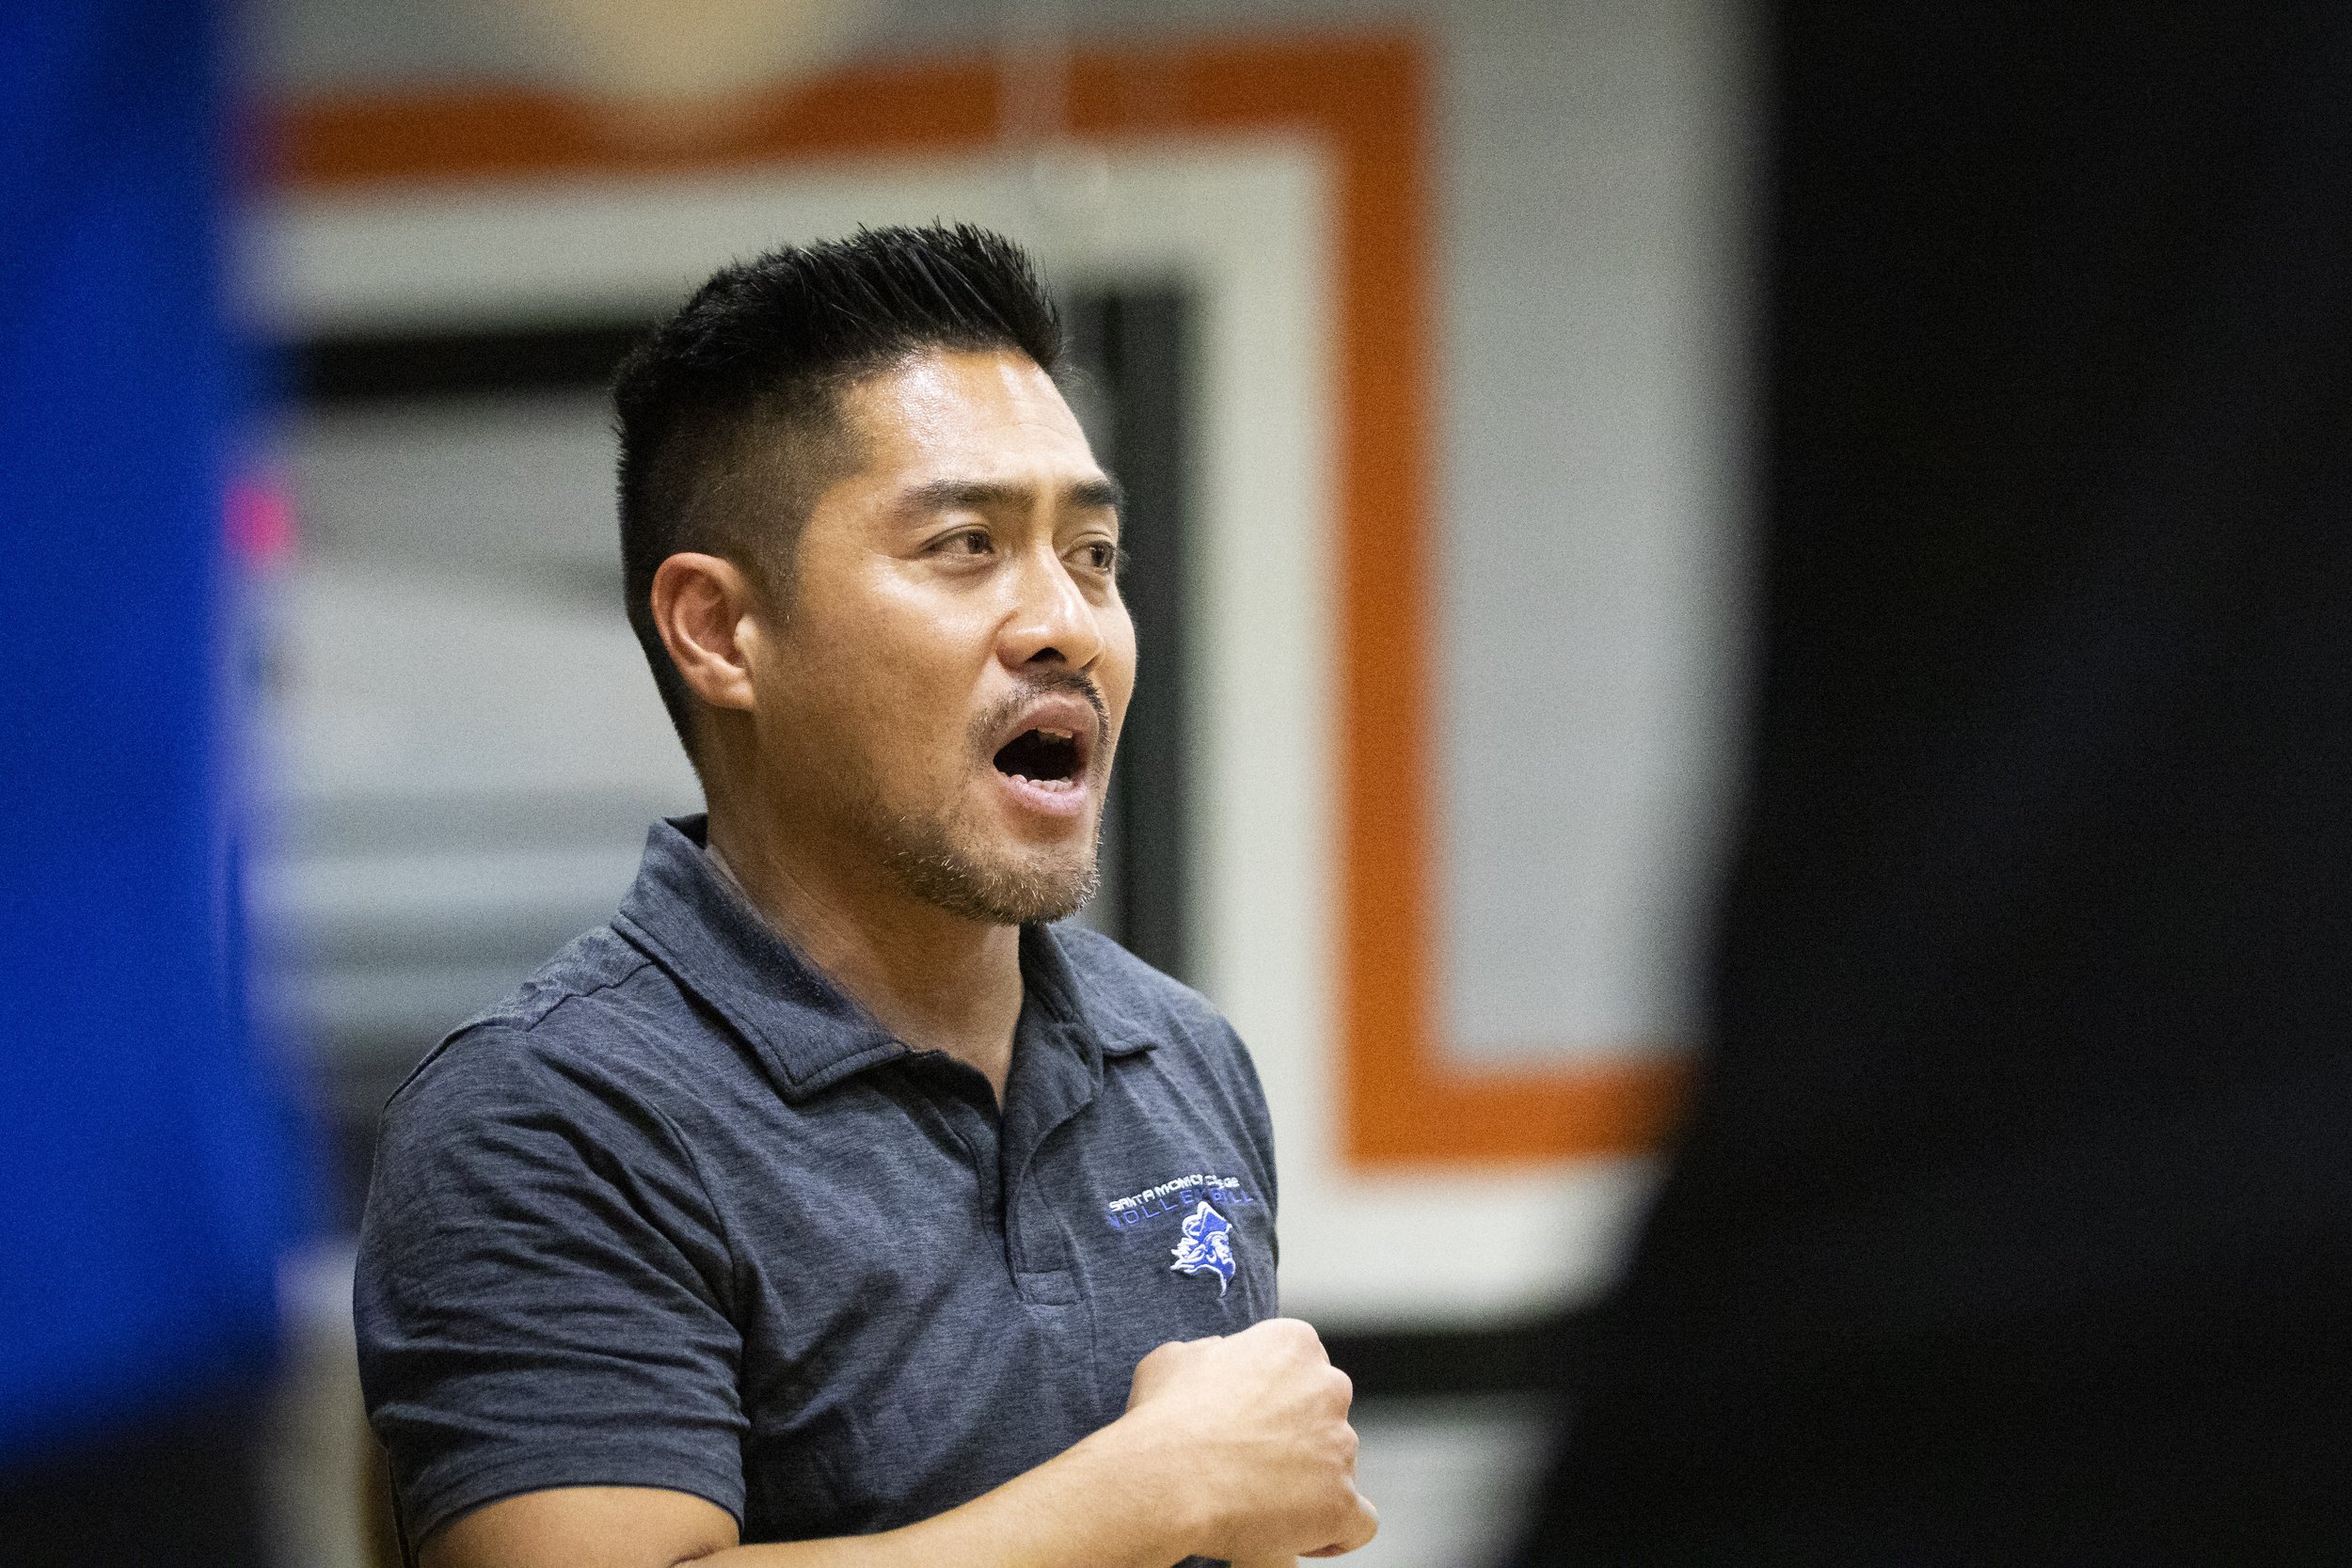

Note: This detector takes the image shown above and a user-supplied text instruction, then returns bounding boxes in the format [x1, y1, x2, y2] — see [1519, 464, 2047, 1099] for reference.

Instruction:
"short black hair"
[612, 223, 1065, 757]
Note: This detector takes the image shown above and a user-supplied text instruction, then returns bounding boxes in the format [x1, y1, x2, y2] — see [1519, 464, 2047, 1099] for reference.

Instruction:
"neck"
[703, 792, 1025, 1102]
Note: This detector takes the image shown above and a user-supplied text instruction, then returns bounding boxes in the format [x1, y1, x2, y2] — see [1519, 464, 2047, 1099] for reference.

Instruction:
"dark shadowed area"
[1519, 5, 2352, 1560]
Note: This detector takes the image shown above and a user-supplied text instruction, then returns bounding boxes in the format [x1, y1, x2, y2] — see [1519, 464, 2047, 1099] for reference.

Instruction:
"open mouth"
[993, 726, 1085, 791]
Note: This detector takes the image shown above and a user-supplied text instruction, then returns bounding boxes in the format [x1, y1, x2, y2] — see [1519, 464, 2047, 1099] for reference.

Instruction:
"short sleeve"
[355, 1024, 747, 1544]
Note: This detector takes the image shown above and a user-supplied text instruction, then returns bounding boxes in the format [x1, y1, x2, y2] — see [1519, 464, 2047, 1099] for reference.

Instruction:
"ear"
[650, 551, 764, 713]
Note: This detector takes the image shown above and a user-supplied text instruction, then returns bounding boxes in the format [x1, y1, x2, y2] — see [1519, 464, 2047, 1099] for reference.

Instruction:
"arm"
[424, 1318, 1375, 1568]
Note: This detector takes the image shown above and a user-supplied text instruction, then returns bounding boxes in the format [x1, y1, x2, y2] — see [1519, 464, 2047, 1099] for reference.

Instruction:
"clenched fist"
[1118, 1319, 1378, 1561]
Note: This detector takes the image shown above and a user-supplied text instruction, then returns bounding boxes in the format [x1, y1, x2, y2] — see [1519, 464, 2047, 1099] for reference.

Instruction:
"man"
[357, 225, 1375, 1568]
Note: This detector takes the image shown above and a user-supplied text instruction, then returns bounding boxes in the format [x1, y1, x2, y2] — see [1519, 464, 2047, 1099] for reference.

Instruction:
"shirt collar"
[613, 816, 1152, 1102]
[1021, 918, 1159, 1061]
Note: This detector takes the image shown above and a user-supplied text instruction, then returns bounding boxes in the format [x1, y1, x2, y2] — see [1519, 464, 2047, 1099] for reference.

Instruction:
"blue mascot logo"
[1169, 1200, 1236, 1295]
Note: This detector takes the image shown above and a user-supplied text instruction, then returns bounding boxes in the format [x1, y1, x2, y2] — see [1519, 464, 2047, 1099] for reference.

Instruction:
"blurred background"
[232, 3, 1750, 1564]
[18, 0, 2352, 1564]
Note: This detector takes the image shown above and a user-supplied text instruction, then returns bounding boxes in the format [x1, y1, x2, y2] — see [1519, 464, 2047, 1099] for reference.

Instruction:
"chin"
[980, 845, 1102, 925]
[886, 832, 1101, 927]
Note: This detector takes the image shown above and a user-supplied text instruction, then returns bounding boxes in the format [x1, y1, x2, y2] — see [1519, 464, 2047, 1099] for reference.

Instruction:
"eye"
[939, 527, 993, 556]
[1075, 539, 1120, 573]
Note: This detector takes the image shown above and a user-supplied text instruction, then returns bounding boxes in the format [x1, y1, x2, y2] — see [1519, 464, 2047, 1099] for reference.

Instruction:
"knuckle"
[1324, 1497, 1370, 1547]
[1271, 1317, 1320, 1349]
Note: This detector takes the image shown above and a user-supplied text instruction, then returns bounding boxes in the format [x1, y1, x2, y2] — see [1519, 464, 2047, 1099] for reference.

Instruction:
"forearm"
[426, 1319, 1368, 1568]
[693, 1417, 1195, 1568]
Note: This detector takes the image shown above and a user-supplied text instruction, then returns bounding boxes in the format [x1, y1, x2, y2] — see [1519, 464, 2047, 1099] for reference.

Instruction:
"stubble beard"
[868, 677, 1111, 926]
[879, 805, 1103, 927]
[823, 671, 1114, 927]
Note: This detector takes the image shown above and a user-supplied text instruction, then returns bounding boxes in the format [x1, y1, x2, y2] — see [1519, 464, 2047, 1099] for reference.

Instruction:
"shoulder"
[1049, 924, 1262, 1084]
[1051, 924, 1227, 1037]
[1049, 924, 1280, 1200]
[460, 923, 661, 1038]
[379, 923, 700, 1147]
[365, 927, 738, 1274]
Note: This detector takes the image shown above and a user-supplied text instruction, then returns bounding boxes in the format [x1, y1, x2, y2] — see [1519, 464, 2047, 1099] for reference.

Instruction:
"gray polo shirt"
[356, 816, 1278, 1554]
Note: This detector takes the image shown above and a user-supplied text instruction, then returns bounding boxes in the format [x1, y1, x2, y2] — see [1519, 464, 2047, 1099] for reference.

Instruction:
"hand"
[1116, 1319, 1377, 1561]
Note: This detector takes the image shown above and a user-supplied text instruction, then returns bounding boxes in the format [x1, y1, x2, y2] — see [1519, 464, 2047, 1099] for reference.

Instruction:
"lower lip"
[993, 768, 1092, 820]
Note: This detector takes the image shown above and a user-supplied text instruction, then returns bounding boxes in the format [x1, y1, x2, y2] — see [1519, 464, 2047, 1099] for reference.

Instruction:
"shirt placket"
[998, 1016, 1110, 1426]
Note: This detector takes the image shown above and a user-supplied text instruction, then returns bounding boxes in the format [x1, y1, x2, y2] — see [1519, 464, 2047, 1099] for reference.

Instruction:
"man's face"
[743, 348, 1136, 925]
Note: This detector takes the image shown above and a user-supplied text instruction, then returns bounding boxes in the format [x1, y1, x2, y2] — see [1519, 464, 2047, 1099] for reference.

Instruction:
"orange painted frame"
[273, 33, 1689, 1166]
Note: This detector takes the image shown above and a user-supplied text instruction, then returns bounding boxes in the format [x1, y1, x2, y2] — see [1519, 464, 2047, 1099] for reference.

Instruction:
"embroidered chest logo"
[1169, 1201, 1236, 1295]
[1102, 1170, 1261, 1297]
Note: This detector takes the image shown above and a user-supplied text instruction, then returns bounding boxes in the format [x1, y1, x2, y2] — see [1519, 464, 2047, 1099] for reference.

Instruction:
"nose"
[996, 537, 1104, 673]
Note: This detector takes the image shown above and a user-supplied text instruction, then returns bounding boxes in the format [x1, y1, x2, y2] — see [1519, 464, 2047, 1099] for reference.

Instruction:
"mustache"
[971, 670, 1111, 754]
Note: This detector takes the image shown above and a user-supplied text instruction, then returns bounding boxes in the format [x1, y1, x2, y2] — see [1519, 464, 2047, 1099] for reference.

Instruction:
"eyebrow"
[897, 476, 1126, 516]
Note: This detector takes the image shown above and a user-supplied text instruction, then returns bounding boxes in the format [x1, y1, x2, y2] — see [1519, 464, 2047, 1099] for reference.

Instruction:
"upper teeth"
[1039, 728, 1073, 741]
